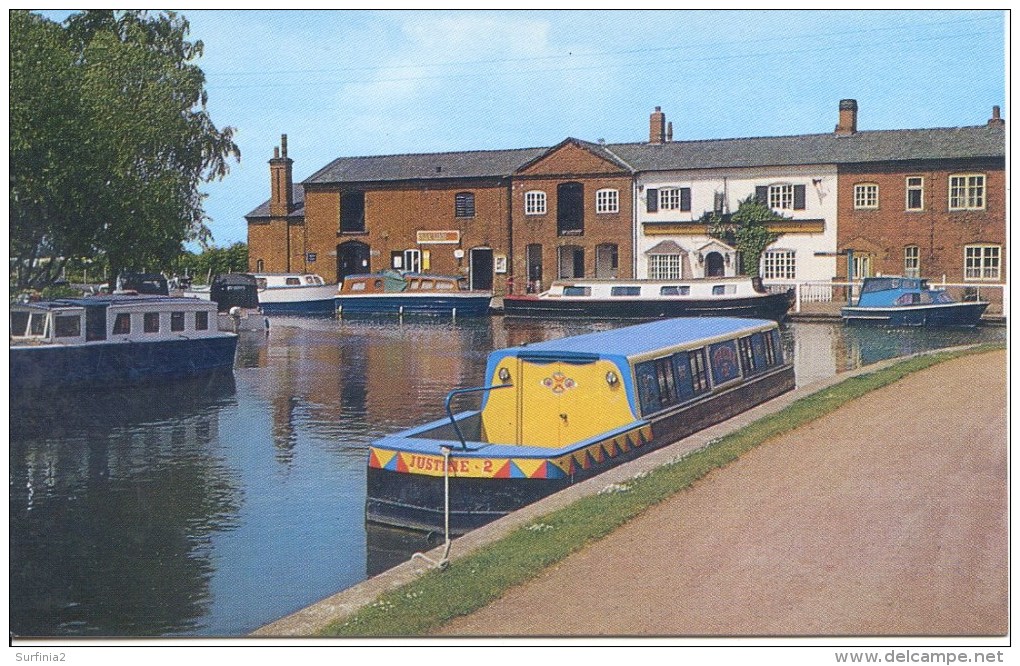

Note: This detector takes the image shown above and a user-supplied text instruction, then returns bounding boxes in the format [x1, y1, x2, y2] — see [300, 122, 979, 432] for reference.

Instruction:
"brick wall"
[837, 158, 1006, 283]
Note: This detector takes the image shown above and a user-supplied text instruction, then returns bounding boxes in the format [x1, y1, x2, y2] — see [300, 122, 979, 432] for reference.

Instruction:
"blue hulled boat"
[336, 272, 492, 317]
[366, 317, 794, 534]
[10, 295, 237, 393]
[841, 277, 989, 327]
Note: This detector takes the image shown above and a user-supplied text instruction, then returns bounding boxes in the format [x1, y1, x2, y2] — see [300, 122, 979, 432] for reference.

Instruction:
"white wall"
[634, 164, 839, 281]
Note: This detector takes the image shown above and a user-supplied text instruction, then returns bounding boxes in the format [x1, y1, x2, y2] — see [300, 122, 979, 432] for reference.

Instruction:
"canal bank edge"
[251, 343, 1005, 638]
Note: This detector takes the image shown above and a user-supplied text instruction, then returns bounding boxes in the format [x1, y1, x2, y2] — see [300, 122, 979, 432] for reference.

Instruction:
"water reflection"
[10, 377, 239, 636]
[8, 316, 1005, 637]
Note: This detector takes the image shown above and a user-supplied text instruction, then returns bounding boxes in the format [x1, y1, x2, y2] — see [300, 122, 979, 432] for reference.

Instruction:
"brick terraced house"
[246, 101, 1005, 299]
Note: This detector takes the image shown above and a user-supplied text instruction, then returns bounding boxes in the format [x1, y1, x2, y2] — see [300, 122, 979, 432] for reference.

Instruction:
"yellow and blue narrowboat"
[366, 317, 794, 534]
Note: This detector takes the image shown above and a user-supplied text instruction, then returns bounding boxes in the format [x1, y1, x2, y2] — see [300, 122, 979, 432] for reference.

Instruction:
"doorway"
[558, 245, 585, 279]
[595, 244, 619, 279]
[705, 252, 725, 277]
[470, 247, 494, 291]
[337, 241, 371, 280]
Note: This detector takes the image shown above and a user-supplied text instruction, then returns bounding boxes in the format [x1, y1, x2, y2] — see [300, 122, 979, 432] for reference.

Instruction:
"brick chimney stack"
[835, 99, 858, 136]
[269, 133, 294, 217]
[649, 106, 667, 144]
[988, 105, 1005, 126]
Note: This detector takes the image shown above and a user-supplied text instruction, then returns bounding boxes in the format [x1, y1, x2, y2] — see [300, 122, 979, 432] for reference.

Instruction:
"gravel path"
[436, 350, 1007, 637]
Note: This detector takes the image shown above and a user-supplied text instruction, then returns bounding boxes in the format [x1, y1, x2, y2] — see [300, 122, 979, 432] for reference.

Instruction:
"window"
[756, 184, 806, 211]
[770, 184, 793, 210]
[648, 254, 682, 280]
[525, 190, 547, 215]
[964, 244, 1001, 281]
[113, 313, 131, 335]
[29, 313, 47, 336]
[635, 356, 679, 415]
[143, 312, 160, 333]
[171, 311, 185, 332]
[904, 246, 920, 278]
[11, 312, 29, 336]
[557, 182, 584, 235]
[562, 286, 591, 296]
[687, 348, 711, 394]
[712, 284, 737, 295]
[660, 285, 690, 296]
[596, 189, 619, 214]
[906, 177, 924, 211]
[54, 315, 81, 338]
[610, 286, 641, 297]
[455, 192, 475, 218]
[761, 250, 796, 280]
[709, 340, 741, 385]
[340, 190, 366, 233]
[738, 337, 757, 375]
[657, 187, 691, 212]
[195, 311, 209, 331]
[949, 174, 985, 210]
[285, 277, 300, 286]
[255, 259, 265, 272]
[853, 254, 872, 280]
[854, 183, 879, 209]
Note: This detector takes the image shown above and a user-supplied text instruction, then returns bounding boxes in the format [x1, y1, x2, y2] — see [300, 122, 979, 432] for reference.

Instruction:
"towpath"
[436, 350, 1007, 636]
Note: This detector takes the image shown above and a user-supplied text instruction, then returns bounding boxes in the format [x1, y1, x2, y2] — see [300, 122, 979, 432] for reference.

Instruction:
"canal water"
[9, 316, 1005, 637]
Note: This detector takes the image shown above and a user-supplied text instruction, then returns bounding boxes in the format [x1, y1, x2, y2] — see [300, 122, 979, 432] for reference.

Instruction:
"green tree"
[172, 242, 248, 284]
[705, 196, 782, 277]
[9, 10, 240, 292]
[9, 11, 103, 290]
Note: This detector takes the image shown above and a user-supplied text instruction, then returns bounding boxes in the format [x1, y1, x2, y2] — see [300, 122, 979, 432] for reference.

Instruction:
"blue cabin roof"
[855, 277, 954, 307]
[488, 317, 775, 367]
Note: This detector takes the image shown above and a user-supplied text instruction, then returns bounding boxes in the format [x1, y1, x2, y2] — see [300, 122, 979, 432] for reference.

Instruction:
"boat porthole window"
[498, 367, 511, 383]
[606, 370, 619, 386]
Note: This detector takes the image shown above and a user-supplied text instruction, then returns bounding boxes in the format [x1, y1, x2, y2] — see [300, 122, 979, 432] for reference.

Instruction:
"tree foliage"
[705, 196, 783, 276]
[9, 10, 240, 291]
[172, 243, 249, 284]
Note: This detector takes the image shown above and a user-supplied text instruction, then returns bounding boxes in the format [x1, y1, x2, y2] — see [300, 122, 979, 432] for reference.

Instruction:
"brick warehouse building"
[246, 101, 1005, 298]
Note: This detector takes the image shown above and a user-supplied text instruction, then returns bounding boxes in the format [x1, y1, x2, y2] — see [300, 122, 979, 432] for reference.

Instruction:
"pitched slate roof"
[607, 125, 1004, 171]
[245, 185, 305, 220]
[246, 124, 1003, 218]
[304, 146, 548, 185]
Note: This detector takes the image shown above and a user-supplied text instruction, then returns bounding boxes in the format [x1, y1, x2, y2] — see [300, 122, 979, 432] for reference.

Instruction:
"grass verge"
[322, 344, 1003, 637]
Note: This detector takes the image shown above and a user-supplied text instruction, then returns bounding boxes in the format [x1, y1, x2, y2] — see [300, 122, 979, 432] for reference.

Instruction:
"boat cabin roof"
[859, 277, 930, 293]
[489, 317, 777, 366]
[12, 295, 212, 311]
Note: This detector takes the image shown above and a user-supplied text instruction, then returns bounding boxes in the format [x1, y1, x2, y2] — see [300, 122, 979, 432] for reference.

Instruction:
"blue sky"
[37, 9, 1007, 248]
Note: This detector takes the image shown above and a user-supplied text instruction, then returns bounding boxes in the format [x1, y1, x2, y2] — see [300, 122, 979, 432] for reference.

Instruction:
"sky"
[35, 9, 1007, 249]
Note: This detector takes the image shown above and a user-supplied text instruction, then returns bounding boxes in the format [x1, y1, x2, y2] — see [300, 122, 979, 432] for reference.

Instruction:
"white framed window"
[659, 188, 681, 211]
[769, 184, 794, 210]
[525, 190, 546, 215]
[761, 250, 796, 280]
[595, 188, 619, 214]
[648, 254, 682, 280]
[854, 183, 879, 209]
[853, 254, 873, 280]
[905, 177, 924, 211]
[949, 174, 986, 210]
[964, 244, 1000, 281]
[904, 246, 920, 278]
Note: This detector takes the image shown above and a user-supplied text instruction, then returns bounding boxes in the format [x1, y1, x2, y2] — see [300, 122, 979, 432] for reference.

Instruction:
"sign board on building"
[417, 230, 460, 244]
[307, 252, 317, 263]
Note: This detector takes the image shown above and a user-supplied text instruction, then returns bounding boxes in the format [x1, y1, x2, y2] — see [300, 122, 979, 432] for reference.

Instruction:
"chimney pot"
[273, 147, 280, 159]
[988, 105, 1005, 126]
[667, 121, 673, 142]
[281, 134, 288, 158]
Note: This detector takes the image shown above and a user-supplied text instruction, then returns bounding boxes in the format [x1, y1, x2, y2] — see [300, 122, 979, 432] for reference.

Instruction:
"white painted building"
[631, 164, 838, 282]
